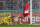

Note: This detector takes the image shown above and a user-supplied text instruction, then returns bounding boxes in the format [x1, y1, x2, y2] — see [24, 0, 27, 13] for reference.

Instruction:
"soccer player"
[1, 16, 9, 25]
[4, 17, 9, 25]
[1, 16, 13, 25]
[23, 1, 30, 24]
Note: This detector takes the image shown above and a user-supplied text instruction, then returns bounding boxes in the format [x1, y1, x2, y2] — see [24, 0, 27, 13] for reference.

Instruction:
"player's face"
[27, 1, 29, 4]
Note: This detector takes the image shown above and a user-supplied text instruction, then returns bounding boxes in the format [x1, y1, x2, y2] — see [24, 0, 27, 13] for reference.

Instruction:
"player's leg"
[27, 13, 30, 24]
[20, 18, 22, 24]
[26, 15, 32, 25]
[27, 15, 30, 24]
[23, 13, 26, 19]
[24, 13, 30, 24]
[18, 17, 22, 24]
[5, 21, 9, 25]
[8, 20, 13, 25]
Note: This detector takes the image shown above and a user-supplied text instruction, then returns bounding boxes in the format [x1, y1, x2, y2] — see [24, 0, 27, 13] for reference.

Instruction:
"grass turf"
[0, 24, 40, 27]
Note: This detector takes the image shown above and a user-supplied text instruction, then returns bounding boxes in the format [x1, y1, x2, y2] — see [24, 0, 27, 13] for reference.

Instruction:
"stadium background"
[0, 0, 40, 24]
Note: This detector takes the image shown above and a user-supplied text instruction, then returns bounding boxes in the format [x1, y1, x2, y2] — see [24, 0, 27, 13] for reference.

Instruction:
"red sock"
[28, 18, 30, 24]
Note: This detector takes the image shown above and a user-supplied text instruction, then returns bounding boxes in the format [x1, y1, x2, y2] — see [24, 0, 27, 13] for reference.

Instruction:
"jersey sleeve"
[24, 6, 28, 11]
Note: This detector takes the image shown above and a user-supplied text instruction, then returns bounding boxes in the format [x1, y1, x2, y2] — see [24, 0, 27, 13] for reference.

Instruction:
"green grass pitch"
[0, 24, 40, 27]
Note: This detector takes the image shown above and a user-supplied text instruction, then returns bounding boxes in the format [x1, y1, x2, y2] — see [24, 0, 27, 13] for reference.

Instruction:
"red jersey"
[23, 4, 29, 16]
[24, 4, 29, 11]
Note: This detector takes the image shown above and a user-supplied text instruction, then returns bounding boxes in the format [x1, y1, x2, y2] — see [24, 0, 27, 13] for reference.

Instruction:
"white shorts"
[24, 10, 29, 13]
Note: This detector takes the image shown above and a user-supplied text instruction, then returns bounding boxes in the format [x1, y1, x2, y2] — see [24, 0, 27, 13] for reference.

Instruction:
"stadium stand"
[0, 0, 40, 10]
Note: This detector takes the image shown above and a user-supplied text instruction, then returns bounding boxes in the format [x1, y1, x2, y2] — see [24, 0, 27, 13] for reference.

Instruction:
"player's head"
[25, 1, 29, 4]
[26, 1, 29, 4]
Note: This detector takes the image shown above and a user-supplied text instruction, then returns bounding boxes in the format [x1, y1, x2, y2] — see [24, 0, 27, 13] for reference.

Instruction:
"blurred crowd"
[32, 0, 39, 10]
[0, 0, 40, 10]
[5, 0, 28, 10]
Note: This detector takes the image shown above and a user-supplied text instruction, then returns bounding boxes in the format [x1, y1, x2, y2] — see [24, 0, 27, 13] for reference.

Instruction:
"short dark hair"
[25, 1, 29, 4]
[27, 1, 29, 3]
